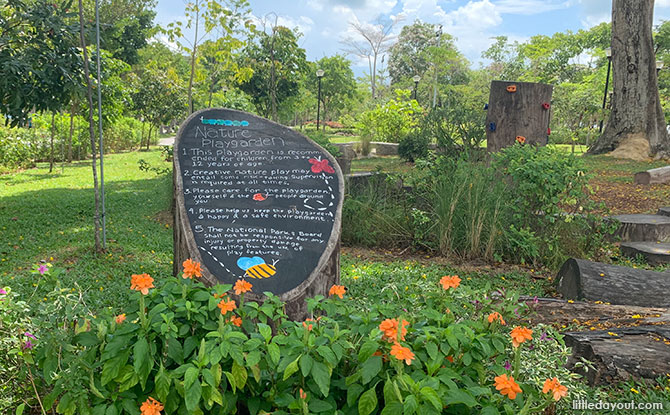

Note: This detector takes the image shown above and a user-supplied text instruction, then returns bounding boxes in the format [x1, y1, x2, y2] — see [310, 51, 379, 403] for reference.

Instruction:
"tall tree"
[589, 0, 670, 158]
[238, 23, 307, 120]
[341, 17, 400, 99]
[165, 0, 250, 114]
[308, 55, 356, 123]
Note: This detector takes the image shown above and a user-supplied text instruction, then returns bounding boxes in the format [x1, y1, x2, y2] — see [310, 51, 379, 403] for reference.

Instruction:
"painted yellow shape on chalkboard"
[246, 263, 277, 279]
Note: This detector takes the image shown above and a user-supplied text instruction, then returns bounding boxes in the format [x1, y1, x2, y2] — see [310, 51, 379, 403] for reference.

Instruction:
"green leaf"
[310, 361, 331, 397]
[184, 367, 199, 390]
[316, 346, 338, 366]
[156, 365, 171, 403]
[403, 395, 419, 414]
[246, 350, 261, 367]
[383, 379, 401, 404]
[481, 405, 501, 415]
[360, 356, 382, 384]
[347, 384, 364, 407]
[444, 389, 477, 408]
[299, 354, 314, 377]
[358, 386, 378, 415]
[492, 338, 505, 353]
[381, 402, 403, 415]
[185, 377, 202, 411]
[74, 332, 99, 347]
[309, 398, 334, 413]
[15, 403, 25, 415]
[358, 340, 378, 363]
[224, 371, 236, 393]
[258, 323, 272, 342]
[426, 342, 438, 361]
[283, 355, 301, 381]
[462, 352, 472, 366]
[232, 361, 248, 389]
[420, 387, 442, 411]
[133, 338, 152, 388]
[267, 343, 280, 366]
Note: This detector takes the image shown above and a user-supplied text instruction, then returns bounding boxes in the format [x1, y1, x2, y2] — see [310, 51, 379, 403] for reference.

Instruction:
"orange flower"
[140, 397, 163, 415]
[130, 273, 154, 295]
[182, 259, 202, 279]
[488, 311, 506, 325]
[390, 343, 415, 365]
[516, 135, 526, 144]
[329, 285, 346, 299]
[510, 326, 533, 347]
[115, 314, 126, 324]
[439, 275, 461, 290]
[299, 388, 307, 400]
[229, 315, 242, 327]
[379, 318, 409, 342]
[494, 374, 522, 400]
[302, 318, 314, 331]
[217, 298, 237, 315]
[234, 279, 253, 295]
[446, 355, 454, 363]
[543, 377, 568, 401]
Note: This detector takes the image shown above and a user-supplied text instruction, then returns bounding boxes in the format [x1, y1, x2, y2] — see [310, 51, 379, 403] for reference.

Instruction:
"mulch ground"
[590, 176, 670, 214]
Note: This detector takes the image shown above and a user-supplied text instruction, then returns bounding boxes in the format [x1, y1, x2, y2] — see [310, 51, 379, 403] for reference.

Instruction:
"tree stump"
[173, 108, 344, 320]
[556, 258, 670, 308]
[485, 80, 553, 152]
[634, 165, 670, 184]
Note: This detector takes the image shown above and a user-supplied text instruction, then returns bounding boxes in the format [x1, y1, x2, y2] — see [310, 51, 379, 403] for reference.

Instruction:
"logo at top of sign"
[237, 256, 278, 279]
[308, 158, 335, 174]
[200, 117, 249, 127]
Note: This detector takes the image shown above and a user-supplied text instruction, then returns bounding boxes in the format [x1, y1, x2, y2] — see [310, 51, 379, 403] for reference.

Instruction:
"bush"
[355, 90, 422, 144]
[35, 263, 585, 414]
[303, 130, 342, 158]
[398, 133, 429, 162]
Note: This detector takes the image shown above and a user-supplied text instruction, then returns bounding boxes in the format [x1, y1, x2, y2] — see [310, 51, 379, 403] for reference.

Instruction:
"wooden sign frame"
[173, 108, 344, 319]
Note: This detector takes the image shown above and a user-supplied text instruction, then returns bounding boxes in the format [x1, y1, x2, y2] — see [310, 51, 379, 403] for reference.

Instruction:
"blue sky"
[154, 0, 670, 76]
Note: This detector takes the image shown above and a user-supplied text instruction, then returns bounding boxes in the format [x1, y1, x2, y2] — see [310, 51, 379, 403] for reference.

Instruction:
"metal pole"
[413, 81, 418, 100]
[95, 0, 106, 249]
[316, 76, 322, 131]
[433, 25, 442, 108]
[599, 57, 612, 134]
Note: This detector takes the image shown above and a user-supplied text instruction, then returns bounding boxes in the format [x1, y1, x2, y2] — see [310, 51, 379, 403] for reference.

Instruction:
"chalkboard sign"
[173, 109, 343, 300]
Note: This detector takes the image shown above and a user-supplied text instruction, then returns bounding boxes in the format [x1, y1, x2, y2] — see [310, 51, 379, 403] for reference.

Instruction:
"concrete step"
[659, 207, 670, 217]
[620, 242, 670, 265]
[611, 214, 670, 242]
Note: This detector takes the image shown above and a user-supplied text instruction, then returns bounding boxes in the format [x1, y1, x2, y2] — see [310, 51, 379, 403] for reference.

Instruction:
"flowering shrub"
[35, 261, 583, 414]
[0, 286, 38, 413]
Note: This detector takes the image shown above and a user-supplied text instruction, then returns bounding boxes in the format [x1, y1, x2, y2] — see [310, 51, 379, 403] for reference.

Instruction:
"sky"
[154, 0, 670, 76]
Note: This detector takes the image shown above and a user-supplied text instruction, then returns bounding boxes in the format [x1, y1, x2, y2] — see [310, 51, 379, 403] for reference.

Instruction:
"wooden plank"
[485, 80, 553, 152]
[634, 165, 670, 184]
[556, 258, 670, 307]
[620, 242, 670, 265]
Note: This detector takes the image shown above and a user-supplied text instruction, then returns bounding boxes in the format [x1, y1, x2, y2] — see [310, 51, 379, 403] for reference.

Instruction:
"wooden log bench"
[634, 165, 670, 184]
[556, 258, 670, 307]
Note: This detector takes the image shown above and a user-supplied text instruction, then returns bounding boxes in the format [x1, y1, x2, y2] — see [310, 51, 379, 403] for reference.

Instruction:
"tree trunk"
[78, 0, 102, 253]
[588, 0, 670, 158]
[146, 125, 152, 151]
[556, 258, 670, 308]
[68, 102, 75, 163]
[49, 112, 56, 173]
[187, 1, 199, 115]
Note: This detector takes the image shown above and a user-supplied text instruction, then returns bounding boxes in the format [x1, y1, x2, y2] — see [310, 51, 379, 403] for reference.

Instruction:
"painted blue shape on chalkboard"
[489, 122, 496, 132]
[224, 120, 233, 126]
[237, 256, 265, 270]
[233, 120, 241, 126]
[484, 103, 488, 110]
[241, 121, 249, 126]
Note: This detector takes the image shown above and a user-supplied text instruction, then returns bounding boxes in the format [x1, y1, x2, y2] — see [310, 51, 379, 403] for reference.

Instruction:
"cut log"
[564, 326, 670, 385]
[485, 80, 553, 152]
[634, 165, 670, 184]
[610, 213, 670, 242]
[620, 241, 670, 265]
[372, 142, 399, 156]
[520, 296, 670, 328]
[659, 207, 670, 217]
[556, 258, 670, 307]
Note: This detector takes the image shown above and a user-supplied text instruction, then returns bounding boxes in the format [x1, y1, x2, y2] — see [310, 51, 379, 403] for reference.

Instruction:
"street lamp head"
[605, 47, 612, 58]
[412, 75, 421, 83]
[316, 69, 325, 78]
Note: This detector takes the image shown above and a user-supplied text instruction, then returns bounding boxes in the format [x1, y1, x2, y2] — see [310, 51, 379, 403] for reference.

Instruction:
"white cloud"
[495, 0, 570, 15]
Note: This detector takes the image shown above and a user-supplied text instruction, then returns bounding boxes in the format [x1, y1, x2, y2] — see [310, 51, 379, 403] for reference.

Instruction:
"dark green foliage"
[0, 0, 83, 125]
[398, 132, 429, 162]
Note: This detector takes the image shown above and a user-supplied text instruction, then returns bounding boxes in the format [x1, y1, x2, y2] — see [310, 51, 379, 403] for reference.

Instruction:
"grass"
[0, 149, 174, 313]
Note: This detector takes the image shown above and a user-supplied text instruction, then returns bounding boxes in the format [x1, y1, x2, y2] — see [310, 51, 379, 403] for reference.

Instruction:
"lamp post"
[412, 75, 421, 101]
[316, 69, 324, 131]
[599, 47, 612, 134]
